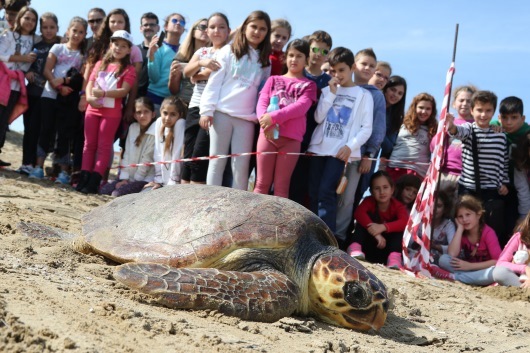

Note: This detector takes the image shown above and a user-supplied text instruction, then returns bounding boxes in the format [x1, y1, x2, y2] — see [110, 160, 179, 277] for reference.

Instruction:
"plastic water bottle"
[266, 96, 280, 139]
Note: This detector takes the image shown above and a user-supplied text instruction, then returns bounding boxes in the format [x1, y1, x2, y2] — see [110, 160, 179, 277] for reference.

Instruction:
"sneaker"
[0, 159, 11, 167]
[28, 166, 44, 179]
[386, 252, 403, 270]
[429, 265, 455, 281]
[16, 164, 34, 175]
[347, 242, 365, 261]
[55, 171, 71, 184]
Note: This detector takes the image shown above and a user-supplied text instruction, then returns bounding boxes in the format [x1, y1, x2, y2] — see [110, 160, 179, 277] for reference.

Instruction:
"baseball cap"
[110, 30, 133, 46]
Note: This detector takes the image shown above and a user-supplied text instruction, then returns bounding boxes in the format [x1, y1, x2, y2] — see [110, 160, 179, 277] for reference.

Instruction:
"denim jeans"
[439, 254, 495, 286]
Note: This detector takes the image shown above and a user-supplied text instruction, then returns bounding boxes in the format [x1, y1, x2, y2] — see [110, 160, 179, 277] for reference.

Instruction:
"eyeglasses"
[311, 47, 329, 56]
[195, 24, 207, 31]
[88, 18, 104, 25]
[374, 71, 389, 81]
[171, 18, 186, 27]
[142, 23, 158, 28]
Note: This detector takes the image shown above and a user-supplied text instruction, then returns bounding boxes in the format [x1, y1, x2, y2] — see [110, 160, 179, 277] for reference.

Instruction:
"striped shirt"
[452, 122, 509, 190]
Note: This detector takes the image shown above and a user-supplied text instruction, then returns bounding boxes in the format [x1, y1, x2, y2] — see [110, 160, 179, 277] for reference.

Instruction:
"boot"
[386, 252, 403, 270]
[80, 172, 102, 194]
[75, 170, 91, 192]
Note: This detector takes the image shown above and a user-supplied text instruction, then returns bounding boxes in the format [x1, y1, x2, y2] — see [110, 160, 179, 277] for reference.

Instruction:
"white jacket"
[308, 85, 373, 159]
[119, 122, 156, 182]
[153, 117, 185, 185]
[199, 44, 270, 121]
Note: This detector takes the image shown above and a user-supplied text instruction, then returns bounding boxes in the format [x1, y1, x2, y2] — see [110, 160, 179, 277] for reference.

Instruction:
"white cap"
[110, 30, 133, 45]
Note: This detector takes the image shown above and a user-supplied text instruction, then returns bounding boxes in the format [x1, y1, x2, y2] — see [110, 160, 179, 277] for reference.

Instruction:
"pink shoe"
[347, 242, 365, 260]
[429, 265, 455, 281]
[386, 252, 403, 270]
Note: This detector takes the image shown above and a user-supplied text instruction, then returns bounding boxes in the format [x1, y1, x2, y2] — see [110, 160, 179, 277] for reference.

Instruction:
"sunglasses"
[171, 18, 186, 27]
[195, 24, 207, 31]
[311, 47, 329, 56]
[88, 18, 104, 25]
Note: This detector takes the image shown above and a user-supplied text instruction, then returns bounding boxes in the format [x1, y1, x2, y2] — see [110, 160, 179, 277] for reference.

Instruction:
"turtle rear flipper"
[114, 263, 300, 322]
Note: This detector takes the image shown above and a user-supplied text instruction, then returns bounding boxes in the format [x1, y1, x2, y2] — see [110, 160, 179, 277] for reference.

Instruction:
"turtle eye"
[343, 282, 371, 308]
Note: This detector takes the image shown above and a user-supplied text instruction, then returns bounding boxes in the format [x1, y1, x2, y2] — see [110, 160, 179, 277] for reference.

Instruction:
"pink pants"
[254, 134, 300, 198]
[82, 112, 121, 176]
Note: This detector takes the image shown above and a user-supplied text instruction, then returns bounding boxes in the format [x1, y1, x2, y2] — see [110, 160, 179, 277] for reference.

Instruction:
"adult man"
[137, 12, 159, 97]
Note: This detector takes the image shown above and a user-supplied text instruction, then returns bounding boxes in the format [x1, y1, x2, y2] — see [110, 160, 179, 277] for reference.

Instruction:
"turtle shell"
[82, 185, 336, 268]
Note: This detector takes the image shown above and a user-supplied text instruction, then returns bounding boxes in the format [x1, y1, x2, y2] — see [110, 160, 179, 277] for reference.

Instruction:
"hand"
[78, 96, 88, 112]
[367, 223, 387, 237]
[58, 86, 74, 96]
[450, 257, 471, 271]
[87, 96, 103, 108]
[490, 124, 503, 133]
[169, 60, 182, 79]
[378, 158, 388, 171]
[199, 58, 221, 71]
[24, 52, 37, 63]
[122, 105, 135, 124]
[328, 77, 339, 95]
[358, 158, 373, 174]
[92, 88, 105, 98]
[522, 279, 530, 289]
[264, 129, 275, 140]
[454, 217, 464, 231]
[374, 234, 386, 249]
[259, 113, 273, 130]
[148, 36, 159, 58]
[199, 116, 212, 130]
[335, 145, 351, 162]
[498, 184, 509, 196]
[25, 71, 35, 83]
[115, 180, 129, 189]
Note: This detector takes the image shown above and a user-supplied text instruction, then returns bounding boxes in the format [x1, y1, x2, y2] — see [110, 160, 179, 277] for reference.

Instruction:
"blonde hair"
[175, 17, 208, 62]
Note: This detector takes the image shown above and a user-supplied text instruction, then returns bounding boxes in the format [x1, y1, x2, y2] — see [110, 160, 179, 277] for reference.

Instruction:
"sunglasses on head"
[171, 18, 186, 27]
[88, 18, 104, 25]
[311, 47, 329, 56]
[195, 24, 207, 31]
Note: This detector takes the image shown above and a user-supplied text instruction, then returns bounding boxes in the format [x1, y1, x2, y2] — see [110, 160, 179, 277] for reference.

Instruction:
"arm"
[495, 233, 528, 274]
[167, 119, 185, 185]
[269, 81, 317, 124]
[168, 59, 183, 95]
[123, 61, 142, 123]
[362, 91, 386, 155]
[514, 168, 530, 217]
[447, 219, 464, 257]
[92, 65, 136, 99]
[256, 76, 273, 119]
[345, 89, 374, 154]
[441, 220, 456, 254]
[383, 199, 409, 233]
[353, 197, 376, 229]
[147, 45, 164, 85]
[199, 46, 229, 117]
[314, 86, 335, 124]
[133, 134, 156, 182]
[119, 127, 134, 181]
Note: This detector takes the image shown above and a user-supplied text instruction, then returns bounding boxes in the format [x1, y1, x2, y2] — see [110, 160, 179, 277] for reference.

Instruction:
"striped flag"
[402, 63, 456, 276]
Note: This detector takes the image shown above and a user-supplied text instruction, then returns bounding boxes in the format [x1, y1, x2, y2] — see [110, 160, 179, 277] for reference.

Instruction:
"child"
[446, 90, 509, 244]
[143, 96, 186, 190]
[289, 30, 332, 204]
[100, 97, 156, 197]
[307, 47, 373, 236]
[379, 76, 407, 167]
[269, 19, 291, 76]
[430, 190, 456, 265]
[393, 174, 421, 211]
[513, 131, 530, 223]
[387, 92, 437, 181]
[254, 39, 317, 198]
[147, 13, 185, 111]
[181, 13, 230, 184]
[368, 61, 391, 90]
[492, 211, 530, 288]
[0, 5, 37, 167]
[438, 195, 502, 285]
[199, 10, 271, 190]
[170, 17, 210, 105]
[437, 85, 477, 198]
[347, 171, 409, 269]
[77, 30, 136, 194]
[28, 16, 87, 184]
[2, 0, 27, 30]
[17, 11, 60, 175]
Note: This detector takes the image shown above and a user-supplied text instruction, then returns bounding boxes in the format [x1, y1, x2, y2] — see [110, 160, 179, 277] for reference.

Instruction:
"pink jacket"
[0, 62, 28, 123]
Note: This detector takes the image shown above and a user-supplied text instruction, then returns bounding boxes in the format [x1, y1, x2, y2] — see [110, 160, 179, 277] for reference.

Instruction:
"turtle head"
[308, 251, 389, 331]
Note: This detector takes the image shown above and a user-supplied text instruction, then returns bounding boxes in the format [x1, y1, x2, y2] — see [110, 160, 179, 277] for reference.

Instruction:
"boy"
[446, 90, 509, 243]
[307, 47, 373, 239]
[495, 96, 530, 236]
[334, 49, 387, 248]
[289, 30, 333, 205]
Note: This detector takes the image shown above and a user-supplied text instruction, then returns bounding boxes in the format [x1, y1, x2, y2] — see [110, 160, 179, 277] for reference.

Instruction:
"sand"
[0, 130, 529, 353]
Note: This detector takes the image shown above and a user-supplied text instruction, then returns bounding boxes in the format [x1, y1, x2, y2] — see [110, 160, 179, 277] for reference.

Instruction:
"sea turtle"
[28, 185, 389, 331]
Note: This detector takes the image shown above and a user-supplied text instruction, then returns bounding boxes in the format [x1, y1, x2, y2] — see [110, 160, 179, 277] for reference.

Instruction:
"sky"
[8, 0, 530, 132]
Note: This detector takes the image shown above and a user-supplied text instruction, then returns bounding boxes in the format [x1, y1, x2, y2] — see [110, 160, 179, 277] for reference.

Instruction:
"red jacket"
[354, 196, 409, 233]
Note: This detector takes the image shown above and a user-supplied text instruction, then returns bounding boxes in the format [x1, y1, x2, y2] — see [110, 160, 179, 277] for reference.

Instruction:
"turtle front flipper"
[114, 263, 300, 322]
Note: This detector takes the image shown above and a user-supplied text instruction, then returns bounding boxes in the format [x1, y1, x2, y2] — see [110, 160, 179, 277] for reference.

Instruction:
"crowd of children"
[1, 1, 529, 288]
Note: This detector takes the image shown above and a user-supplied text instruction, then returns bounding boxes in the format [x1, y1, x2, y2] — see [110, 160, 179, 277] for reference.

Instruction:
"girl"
[347, 171, 409, 269]
[0, 6, 37, 167]
[199, 10, 272, 190]
[18, 12, 61, 175]
[28, 16, 87, 184]
[170, 17, 209, 104]
[379, 76, 407, 168]
[368, 61, 392, 90]
[77, 30, 136, 194]
[430, 190, 456, 264]
[393, 174, 421, 211]
[143, 96, 187, 190]
[437, 85, 477, 196]
[387, 92, 437, 181]
[513, 131, 530, 223]
[100, 97, 156, 197]
[181, 13, 230, 184]
[254, 39, 316, 198]
[148, 12, 186, 110]
[438, 195, 502, 285]
[492, 211, 530, 288]
[269, 19, 291, 76]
